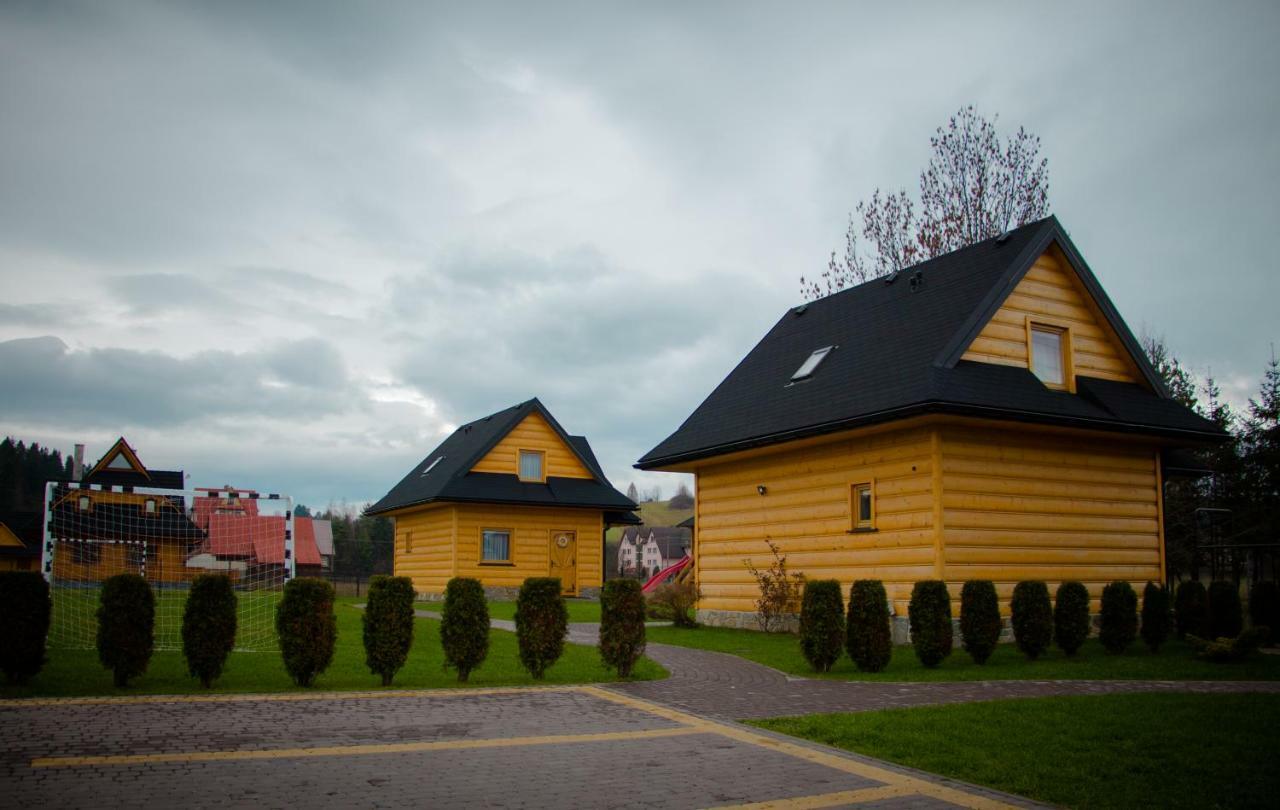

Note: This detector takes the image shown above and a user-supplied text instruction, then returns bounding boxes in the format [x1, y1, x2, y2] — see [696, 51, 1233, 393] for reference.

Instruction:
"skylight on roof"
[791, 346, 834, 381]
[420, 456, 444, 476]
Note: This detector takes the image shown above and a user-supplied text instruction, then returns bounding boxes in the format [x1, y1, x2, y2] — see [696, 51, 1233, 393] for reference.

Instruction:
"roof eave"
[635, 400, 1227, 469]
[366, 494, 636, 516]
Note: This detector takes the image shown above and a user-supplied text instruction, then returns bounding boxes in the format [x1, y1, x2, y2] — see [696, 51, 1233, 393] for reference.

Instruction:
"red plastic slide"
[641, 555, 691, 593]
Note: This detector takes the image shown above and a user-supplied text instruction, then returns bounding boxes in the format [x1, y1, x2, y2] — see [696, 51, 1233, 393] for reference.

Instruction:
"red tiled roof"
[205, 513, 320, 566]
[192, 490, 260, 529]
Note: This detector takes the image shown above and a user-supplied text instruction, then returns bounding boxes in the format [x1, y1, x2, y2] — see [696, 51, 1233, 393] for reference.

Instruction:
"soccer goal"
[42, 482, 295, 652]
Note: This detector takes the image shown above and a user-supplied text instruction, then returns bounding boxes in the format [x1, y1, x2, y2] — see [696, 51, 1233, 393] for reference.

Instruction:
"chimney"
[73, 444, 84, 481]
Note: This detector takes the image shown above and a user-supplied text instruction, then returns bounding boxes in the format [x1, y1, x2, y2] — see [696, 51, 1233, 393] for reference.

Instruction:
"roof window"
[791, 346, 834, 381]
[420, 456, 444, 476]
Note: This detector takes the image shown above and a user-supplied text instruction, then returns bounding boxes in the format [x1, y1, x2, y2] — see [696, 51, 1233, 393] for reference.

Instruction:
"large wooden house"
[637, 216, 1224, 632]
[368, 399, 639, 598]
[48, 437, 204, 584]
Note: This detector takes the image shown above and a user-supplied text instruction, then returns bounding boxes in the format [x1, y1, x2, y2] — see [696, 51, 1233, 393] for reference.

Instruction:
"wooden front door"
[549, 530, 577, 595]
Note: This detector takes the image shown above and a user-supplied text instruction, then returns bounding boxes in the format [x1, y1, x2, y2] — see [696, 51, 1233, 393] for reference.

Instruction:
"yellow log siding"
[693, 426, 935, 615]
[392, 502, 604, 596]
[470, 412, 593, 479]
[939, 426, 1162, 613]
[393, 505, 456, 594]
[961, 248, 1141, 385]
[51, 538, 191, 583]
[454, 504, 602, 595]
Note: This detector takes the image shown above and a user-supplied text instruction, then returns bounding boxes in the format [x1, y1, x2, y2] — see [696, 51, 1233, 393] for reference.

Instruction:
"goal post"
[42, 481, 296, 652]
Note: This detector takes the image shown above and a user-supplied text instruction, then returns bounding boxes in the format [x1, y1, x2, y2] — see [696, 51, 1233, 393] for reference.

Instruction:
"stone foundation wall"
[700, 608, 1098, 646]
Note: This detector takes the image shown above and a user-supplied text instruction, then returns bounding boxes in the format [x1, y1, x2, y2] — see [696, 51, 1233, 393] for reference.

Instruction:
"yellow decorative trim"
[33, 726, 705, 768]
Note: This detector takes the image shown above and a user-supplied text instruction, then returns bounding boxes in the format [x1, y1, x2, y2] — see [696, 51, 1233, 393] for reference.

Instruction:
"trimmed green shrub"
[1053, 581, 1091, 657]
[1188, 628, 1268, 662]
[799, 580, 845, 673]
[440, 577, 489, 682]
[647, 580, 700, 628]
[97, 573, 155, 687]
[1208, 580, 1243, 640]
[959, 580, 1001, 665]
[908, 580, 952, 668]
[1140, 581, 1171, 653]
[846, 580, 892, 673]
[363, 575, 416, 686]
[0, 571, 52, 684]
[1174, 580, 1209, 639]
[599, 579, 646, 677]
[1100, 581, 1138, 653]
[1011, 580, 1052, 660]
[515, 578, 568, 679]
[1249, 581, 1279, 642]
[181, 574, 237, 688]
[275, 577, 337, 687]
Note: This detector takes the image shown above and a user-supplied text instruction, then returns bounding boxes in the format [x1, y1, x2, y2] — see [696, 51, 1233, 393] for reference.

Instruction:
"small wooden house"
[637, 216, 1224, 631]
[367, 399, 639, 598]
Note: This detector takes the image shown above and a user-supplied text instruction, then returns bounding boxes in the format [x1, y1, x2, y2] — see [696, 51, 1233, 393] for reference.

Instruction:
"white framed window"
[1029, 322, 1072, 390]
[851, 482, 875, 530]
[481, 529, 512, 563]
[77, 495, 91, 512]
[144, 499, 157, 514]
[518, 449, 545, 482]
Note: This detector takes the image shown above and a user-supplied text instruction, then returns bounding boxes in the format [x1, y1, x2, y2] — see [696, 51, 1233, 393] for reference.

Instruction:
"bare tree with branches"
[803, 106, 1050, 300]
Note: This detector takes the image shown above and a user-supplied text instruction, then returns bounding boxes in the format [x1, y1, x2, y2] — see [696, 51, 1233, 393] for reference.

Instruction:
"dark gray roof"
[638, 216, 1224, 469]
[367, 398, 638, 516]
[0, 511, 41, 558]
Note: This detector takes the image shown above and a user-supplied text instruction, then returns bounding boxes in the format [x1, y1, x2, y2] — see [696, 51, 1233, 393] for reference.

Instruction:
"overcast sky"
[2, 1, 1277, 509]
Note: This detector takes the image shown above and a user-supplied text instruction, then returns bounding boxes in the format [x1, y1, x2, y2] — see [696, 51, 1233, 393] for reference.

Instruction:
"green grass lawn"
[646, 624, 1280, 681]
[752, 694, 1280, 809]
[48, 586, 283, 652]
[2, 598, 664, 699]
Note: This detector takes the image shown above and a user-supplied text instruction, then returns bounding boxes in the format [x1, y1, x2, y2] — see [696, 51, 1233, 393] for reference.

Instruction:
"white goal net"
[42, 483, 295, 652]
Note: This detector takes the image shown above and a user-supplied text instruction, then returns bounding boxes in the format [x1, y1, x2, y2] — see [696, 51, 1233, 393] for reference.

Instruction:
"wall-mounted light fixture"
[756, 485, 767, 496]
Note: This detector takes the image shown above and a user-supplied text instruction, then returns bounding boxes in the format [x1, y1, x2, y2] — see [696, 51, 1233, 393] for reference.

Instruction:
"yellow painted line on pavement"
[7, 684, 578, 708]
[705, 784, 914, 809]
[32, 725, 705, 768]
[582, 687, 1018, 810]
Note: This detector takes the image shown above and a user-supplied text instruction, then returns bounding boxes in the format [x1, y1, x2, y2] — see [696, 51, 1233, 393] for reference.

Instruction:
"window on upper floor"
[518, 450, 545, 482]
[1030, 324, 1068, 388]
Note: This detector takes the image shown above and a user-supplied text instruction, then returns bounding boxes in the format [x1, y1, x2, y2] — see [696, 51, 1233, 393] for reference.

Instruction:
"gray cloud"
[0, 335, 356, 429]
[1, 0, 1276, 504]
[107, 273, 245, 316]
[0, 302, 79, 328]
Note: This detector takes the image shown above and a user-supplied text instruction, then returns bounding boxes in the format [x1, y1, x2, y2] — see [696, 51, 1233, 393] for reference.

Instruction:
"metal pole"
[284, 497, 295, 581]
[41, 480, 55, 583]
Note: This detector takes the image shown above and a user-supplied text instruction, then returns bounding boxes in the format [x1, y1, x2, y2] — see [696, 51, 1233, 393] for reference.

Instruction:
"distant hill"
[606, 498, 693, 543]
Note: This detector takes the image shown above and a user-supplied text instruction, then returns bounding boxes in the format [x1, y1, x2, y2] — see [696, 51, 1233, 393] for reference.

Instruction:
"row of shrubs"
[0, 570, 654, 688]
[798, 577, 1278, 673]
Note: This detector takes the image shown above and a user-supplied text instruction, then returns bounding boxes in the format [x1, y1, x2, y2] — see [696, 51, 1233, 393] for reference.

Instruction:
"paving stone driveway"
[1, 686, 1037, 809]
[3, 615, 1276, 809]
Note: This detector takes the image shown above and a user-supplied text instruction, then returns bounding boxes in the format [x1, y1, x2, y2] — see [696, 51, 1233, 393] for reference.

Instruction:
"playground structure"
[641, 553, 692, 593]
